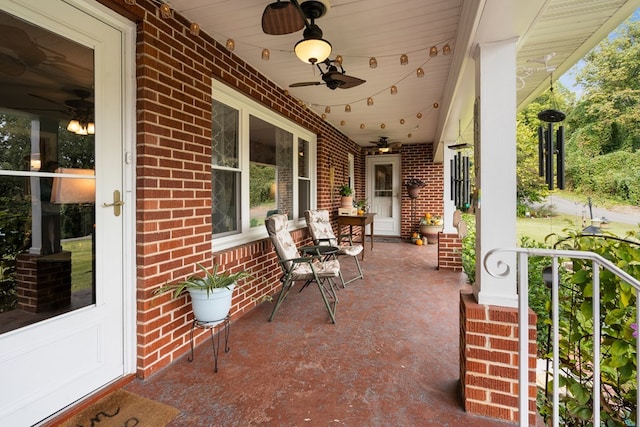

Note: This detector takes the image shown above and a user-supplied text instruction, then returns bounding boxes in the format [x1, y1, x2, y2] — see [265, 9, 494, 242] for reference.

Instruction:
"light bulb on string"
[262, 49, 270, 60]
[335, 55, 343, 66]
[369, 57, 377, 68]
[226, 39, 235, 51]
[416, 67, 424, 78]
[160, 3, 172, 18]
[390, 85, 397, 95]
[429, 46, 438, 57]
[189, 22, 200, 35]
[325, 106, 331, 114]
[367, 97, 374, 106]
[400, 54, 408, 65]
[345, 104, 351, 112]
[442, 44, 451, 55]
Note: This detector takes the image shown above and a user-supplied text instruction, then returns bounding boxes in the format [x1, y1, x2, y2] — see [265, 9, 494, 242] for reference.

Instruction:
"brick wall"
[459, 291, 538, 425]
[400, 144, 444, 238]
[437, 232, 463, 271]
[103, 0, 364, 378]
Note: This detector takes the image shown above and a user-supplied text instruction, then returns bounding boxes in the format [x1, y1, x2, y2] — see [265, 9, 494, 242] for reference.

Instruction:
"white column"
[473, 38, 518, 307]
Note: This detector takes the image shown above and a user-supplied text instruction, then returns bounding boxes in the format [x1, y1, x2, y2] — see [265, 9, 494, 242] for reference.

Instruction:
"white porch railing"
[484, 247, 640, 426]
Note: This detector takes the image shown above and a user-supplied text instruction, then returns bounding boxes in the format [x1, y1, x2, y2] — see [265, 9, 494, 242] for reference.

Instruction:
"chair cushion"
[290, 259, 340, 281]
[337, 245, 363, 257]
[265, 214, 300, 271]
[304, 209, 338, 246]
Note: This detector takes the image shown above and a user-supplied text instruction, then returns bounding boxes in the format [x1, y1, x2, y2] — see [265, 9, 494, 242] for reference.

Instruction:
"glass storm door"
[366, 155, 401, 236]
[0, 1, 126, 425]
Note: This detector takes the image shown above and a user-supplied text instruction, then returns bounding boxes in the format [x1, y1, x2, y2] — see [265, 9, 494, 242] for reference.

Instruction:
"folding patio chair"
[265, 213, 340, 323]
[304, 209, 364, 287]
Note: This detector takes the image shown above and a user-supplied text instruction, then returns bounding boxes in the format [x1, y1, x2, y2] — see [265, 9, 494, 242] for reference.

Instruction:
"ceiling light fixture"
[294, 1, 331, 64]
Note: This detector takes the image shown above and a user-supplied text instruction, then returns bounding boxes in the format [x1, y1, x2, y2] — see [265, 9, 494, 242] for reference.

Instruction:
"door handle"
[103, 190, 124, 217]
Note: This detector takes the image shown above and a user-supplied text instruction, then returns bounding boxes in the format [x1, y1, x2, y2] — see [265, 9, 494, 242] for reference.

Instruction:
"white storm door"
[366, 155, 401, 236]
[0, 1, 127, 425]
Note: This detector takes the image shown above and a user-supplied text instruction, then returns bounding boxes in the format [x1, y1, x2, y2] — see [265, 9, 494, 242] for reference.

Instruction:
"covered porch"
[68, 240, 513, 426]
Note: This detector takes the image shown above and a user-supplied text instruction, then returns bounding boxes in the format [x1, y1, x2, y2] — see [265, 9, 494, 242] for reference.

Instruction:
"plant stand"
[188, 315, 230, 372]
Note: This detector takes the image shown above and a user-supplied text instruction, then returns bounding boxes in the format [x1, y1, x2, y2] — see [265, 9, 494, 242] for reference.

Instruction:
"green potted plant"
[155, 263, 251, 323]
[405, 177, 426, 199]
[338, 184, 353, 208]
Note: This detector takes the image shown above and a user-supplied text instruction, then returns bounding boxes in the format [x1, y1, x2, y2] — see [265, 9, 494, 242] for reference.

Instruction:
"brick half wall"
[459, 290, 538, 424]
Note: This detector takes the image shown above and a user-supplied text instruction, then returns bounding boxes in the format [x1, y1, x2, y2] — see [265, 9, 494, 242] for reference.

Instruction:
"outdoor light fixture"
[295, 23, 331, 64]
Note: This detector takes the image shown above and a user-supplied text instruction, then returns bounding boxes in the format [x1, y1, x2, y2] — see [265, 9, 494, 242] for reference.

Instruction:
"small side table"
[188, 316, 230, 372]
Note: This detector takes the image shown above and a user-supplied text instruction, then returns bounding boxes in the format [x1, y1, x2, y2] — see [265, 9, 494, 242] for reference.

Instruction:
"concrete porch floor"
[123, 241, 514, 426]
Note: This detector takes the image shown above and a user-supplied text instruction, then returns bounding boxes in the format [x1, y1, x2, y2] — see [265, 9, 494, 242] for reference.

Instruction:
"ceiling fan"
[28, 89, 94, 134]
[366, 137, 402, 154]
[289, 58, 366, 90]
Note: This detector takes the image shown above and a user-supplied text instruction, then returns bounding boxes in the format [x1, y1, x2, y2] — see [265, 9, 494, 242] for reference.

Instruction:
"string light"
[325, 106, 331, 114]
[400, 119, 405, 124]
[321, 113, 326, 119]
[400, 54, 408, 65]
[335, 55, 343, 66]
[360, 123, 365, 129]
[442, 44, 451, 55]
[226, 39, 235, 51]
[367, 97, 374, 106]
[380, 123, 386, 129]
[416, 67, 424, 78]
[160, 3, 172, 18]
[433, 102, 439, 108]
[369, 57, 377, 68]
[390, 85, 398, 95]
[340, 120, 346, 126]
[417, 112, 423, 119]
[429, 46, 438, 57]
[261, 48, 270, 60]
[189, 22, 200, 35]
[345, 104, 351, 112]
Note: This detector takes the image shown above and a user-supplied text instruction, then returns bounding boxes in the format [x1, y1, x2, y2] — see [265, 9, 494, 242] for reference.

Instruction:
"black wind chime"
[449, 121, 471, 211]
[537, 75, 566, 190]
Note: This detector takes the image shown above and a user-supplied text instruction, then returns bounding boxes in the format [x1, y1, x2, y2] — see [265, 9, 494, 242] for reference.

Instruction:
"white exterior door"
[366, 155, 401, 236]
[0, 1, 132, 425]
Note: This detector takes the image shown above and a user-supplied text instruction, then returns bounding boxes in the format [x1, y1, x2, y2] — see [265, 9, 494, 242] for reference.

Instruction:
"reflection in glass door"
[0, 10, 95, 334]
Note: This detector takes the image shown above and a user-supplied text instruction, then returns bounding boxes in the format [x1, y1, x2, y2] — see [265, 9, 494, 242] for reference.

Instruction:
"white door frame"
[0, 1, 136, 424]
[366, 154, 401, 236]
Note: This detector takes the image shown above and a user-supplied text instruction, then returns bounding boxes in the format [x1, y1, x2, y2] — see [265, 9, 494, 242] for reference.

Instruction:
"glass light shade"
[67, 120, 81, 133]
[294, 38, 331, 64]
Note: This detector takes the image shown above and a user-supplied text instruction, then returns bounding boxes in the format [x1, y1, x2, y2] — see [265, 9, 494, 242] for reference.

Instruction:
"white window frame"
[212, 80, 317, 250]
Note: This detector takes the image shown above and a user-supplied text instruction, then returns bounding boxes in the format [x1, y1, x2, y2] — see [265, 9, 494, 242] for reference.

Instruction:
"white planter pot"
[187, 284, 235, 323]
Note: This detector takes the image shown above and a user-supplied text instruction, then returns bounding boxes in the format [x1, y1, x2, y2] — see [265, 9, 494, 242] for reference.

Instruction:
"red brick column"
[459, 290, 538, 424]
[16, 252, 72, 313]
[437, 232, 462, 271]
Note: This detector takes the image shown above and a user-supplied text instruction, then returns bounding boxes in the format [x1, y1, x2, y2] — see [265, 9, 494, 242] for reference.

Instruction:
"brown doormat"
[59, 389, 179, 427]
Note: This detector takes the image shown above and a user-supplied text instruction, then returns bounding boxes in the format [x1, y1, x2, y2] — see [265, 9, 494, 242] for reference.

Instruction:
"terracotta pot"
[419, 224, 443, 244]
[340, 196, 353, 208]
[407, 186, 421, 199]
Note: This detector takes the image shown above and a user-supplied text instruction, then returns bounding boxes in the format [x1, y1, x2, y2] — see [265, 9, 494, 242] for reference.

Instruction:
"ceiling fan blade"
[262, 1, 305, 35]
[329, 73, 366, 89]
[289, 81, 324, 88]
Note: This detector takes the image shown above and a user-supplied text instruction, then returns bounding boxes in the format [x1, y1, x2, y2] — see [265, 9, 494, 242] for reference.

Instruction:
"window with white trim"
[211, 82, 316, 245]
